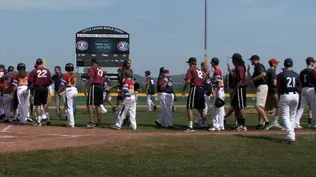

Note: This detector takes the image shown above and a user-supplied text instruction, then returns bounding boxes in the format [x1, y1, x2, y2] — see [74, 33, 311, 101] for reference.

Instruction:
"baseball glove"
[174, 96, 177, 102]
[214, 97, 225, 108]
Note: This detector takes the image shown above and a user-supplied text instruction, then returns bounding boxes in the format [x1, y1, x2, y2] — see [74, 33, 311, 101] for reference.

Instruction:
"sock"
[45, 112, 50, 121]
[236, 118, 241, 126]
[273, 116, 279, 122]
[265, 121, 269, 125]
[308, 118, 312, 124]
[241, 118, 245, 126]
[188, 121, 193, 128]
[37, 116, 42, 123]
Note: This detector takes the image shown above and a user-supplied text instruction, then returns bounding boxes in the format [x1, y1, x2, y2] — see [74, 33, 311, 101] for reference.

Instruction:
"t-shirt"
[212, 68, 223, 88]
[12, 74, 28, 87]
[235, 65, 246, 87]
[266, 68, 277, 93]
[185, 65, 205, 87]
[28, 67, 52, 87]
[88, 65, 104, 85]
[252, 63, 268, 87]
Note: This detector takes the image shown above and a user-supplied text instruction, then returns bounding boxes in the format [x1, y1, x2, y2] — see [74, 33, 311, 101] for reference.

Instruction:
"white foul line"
[1, 125, 12, 132]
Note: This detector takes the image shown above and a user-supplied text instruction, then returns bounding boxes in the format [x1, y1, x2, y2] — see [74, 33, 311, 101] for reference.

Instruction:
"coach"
[248, 55, 270, 129]
[52, 66, 66, 120]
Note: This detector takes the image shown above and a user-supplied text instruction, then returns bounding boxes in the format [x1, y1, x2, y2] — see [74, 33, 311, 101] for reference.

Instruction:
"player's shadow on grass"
[234, 134, 281, 143]
[136, 123, 187, 130]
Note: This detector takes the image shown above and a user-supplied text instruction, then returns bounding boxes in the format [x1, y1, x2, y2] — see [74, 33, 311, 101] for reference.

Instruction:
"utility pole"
[204, 0, 208, 60]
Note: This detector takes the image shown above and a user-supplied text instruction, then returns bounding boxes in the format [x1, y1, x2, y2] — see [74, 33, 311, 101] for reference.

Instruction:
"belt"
[18, 85, 27, 86]
[281, 92, 297, 95]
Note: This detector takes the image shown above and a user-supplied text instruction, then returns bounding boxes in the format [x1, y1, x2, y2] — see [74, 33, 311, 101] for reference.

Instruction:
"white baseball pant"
[194, 94, 211, 127]
[295, 87, 315, 126]
[17, 86, 29, 124]
[114, 95, 137, 130]
[146, 94, 155, 111]
[156, 92, 174, 127]
[212, 87, 225, 129]
[280, 92, 299, 141]
[3, 94, 12, 121]
[65, 87, 78, 127]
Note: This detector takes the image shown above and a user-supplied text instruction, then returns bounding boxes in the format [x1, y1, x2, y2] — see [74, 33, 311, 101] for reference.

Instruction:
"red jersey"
[0, 81, 11, 94]
[0, 68, 5, 84]
[235, 65, 246, 87]
[12, 74, 29, 86]
[63, 73, 77, 87]
[185, 65, 205, 87]
[28, 67, 52, 87]
[212, 68, 223, 88]
[121, 78, 135, 97]
[88, 65, 104, 85]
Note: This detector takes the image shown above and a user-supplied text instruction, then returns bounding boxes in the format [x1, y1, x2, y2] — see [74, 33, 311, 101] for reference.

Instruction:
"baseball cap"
[249, 55, 260, 61]
[144, 70, 151, 75]
[186, 57, 197, 64]
[36, 58, 43, 65]
[268, 58, 279, 65]
[0, 64, 4, 69]
[160, 67, 169, 73]
[284, 58, 293, 67]
[306, 57, 315, 64]
[211, 57, 219, 65]
[231, 53, 242, 60]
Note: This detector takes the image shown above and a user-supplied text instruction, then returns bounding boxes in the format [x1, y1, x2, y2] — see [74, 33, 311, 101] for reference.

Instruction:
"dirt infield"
[0, 124, 315, 153]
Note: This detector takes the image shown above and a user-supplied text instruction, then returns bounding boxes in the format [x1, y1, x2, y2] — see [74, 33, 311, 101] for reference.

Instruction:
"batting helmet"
[65, 63, 74, 72]
[8, 66, 14, 72]
[17, 63, 26, 71]
[214, 97, 225, 108]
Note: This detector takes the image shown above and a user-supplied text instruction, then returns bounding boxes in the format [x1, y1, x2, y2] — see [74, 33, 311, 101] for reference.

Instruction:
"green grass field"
[0, 107, 315, 177]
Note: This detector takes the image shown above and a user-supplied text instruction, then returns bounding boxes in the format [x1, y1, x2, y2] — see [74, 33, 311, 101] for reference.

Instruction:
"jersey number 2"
[286, 77, 296, 88]
[37, 70, 47, 78]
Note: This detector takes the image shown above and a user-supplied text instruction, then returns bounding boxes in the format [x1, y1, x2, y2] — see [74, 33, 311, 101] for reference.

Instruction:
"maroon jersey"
[28, 67, 52, 87]
[185, 65, 205, 87]
[88, 65, 104, 85]
[235, 65, 246, 87]
[0, 68, 4, 84]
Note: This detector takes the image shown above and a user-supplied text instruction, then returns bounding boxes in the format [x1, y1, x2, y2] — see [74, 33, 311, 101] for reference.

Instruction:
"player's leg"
[3, 94, 12, 122]
[55, 93, 61, 118]
[146, 94, 152, 112]
[295, 88, 307, 128]
[308, 108, 312, 127]
[100, 91, 107, 114]
[236, 87, 247, 131]
[41, 87, 50, 124]
[164, 93, 174, 128]
[255, 85, 270, 129]
[280, 95, 294, 142]
[288, 94, 299, 142]
[0, 95, 4, 118]
[218, 88, 226, 130]
[209, 92, 219, 131]
[17, 86, 29, 124]
[33, 88, 43, 126]
[112, 99, 129, 130]
[94, 85, 104, 126]
[197, 88, 207, 128]
[194, 94, 208, 128]
[86, 85, 95, 128]
[128, 96, 137, 130]
[66, 87, 77, 127]
[155, 93, 165, 127]
[305, 88, 315, 127]
[186, 86, 195, 132]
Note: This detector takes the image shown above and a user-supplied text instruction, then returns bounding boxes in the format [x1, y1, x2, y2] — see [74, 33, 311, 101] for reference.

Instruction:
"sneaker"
[208, 127, 219, 131]
[219, 126, 225, 131]
[236, 126, 247, 131]
[185, 127, 194, 132]
[67, 124, 75, 128]
[283, 139, 295, 144]
[111, 124, 121, 130]
[272, 121, 283, 129]
[294, 125, 303, 129]
[153, 105, 157, 111]
[101, 109, 107, 114]
[34, 122, 42, 126]
[263, 124, 272, 131]
[112, 107, 117, 113]
[155, 121, 162, 127]
[87, 123, 96, 128]
[46, 121, 51, 125]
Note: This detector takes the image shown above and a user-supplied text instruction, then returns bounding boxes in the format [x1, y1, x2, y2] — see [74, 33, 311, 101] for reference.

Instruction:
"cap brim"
[186, 61, 190, 63]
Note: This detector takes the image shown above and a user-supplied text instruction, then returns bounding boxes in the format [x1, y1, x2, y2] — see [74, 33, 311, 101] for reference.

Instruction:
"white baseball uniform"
[17, 86, 29, 124]
[156, 92, 174, 127]
[211, 87, 225, 129]
[62, 73, 78, 127]
[3, 93, 12, 121]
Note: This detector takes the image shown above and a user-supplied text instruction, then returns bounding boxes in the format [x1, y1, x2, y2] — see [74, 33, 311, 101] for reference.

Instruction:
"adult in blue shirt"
[52, 66, 66, 120]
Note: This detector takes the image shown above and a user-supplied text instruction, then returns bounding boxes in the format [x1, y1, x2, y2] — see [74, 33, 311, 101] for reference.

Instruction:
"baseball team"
[0, 54, 314, 144]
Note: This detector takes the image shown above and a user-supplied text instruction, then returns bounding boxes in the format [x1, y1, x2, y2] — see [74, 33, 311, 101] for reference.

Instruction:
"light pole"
[204, 0, 208, 60]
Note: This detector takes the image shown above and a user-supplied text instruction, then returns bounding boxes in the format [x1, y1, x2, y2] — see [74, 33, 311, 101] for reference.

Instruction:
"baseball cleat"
[27, 118, 33, 122]
[208, 127, 219, 131]
[236, 126, 247, 131]
[153, 105, 157, 112]
[272, 121, 283, 129]
[111, 124, 121, 130]
[185, 127, 195, 132]
[155, 121, 162, 127]
[219, 126, 225, 131]
[294, 125, 303, 129]
[86, 123, 96, 128]
[283, 139, 295, 144]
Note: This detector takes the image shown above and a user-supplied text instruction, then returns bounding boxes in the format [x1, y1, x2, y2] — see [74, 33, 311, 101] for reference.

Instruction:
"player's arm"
[182, 69, 191, 96]
[11, 76, 18, 96]
[253, 65, 266, 81]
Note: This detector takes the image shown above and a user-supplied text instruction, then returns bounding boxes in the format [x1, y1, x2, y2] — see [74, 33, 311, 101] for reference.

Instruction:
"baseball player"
[11, 63, 29, 124]
[28, 58, 53, 126]
[182, 57, 208, 132]
[223, 64, 237, 128]
[85, 58, 104, 128]
[145, 70, 157, 112]
[231, 53, 247, 131]
[194, 60, 212, 128]
[0, 75, 13, 122]
[52, 66, 67, 120]
[60, 63, 78, 128]
[294, 57, 315, 129]
[0, 64, 5, 119]
[248, 55, 270, 130]
[209, 58, 225, 131]
[277, 58, 300, 144]
[111, 70, 137, 130]
[100, 71, 116, 114]
[155, 67, 174, 129]
[134, 78, 140, 101]
[265, 59, 283, 130]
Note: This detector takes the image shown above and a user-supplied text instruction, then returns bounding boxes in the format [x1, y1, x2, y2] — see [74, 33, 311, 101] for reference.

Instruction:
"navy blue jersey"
[165, 77, 174, 93]
[203, 73, 213, 95]
[277, 70, 300, 94]
[157, 76, 173, 93]
[266, 68, 277, 93]
[299, 68, 314, 88]
[146, 76, 155, 95]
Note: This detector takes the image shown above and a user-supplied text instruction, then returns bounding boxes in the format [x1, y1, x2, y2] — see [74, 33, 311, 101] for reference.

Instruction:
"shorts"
[87, 84, 104, 106]
[187, 86, 205, 110]
[265, 92, 279, 110]
[255, 85, 268, 108]
[33, 87, 49, 106]
[231, 87, 246, 109]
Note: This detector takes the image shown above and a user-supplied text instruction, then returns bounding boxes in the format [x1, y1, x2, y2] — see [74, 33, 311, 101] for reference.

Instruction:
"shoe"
[27, 118, 33, 122]
[112, 107, 117, 113]
[155, 121, 162, 127]
[166, 126, 174, 129]
[294, 125, 303, 129]
[185, 127, 194, 132]
[67, 124, 75, 128]
[208, 127, 219, 131]
[4, 119, 10, 123]
[272, 121, 283, 129]
[283, 139, 295, 144]
[87, 123, 96, 128]
[46, 121, 51, 125]
[34, 122, 42, 126]
[254, 124, 264, 130]
[236, 126, 247, 131]
[101, 109, 107, 114]
[65, 115, 68, 121]
[111, 124, 121, 130]
[96, 122, 102, 128]
[153, 105, 157, 111]
[263, 124, 272, 131]
[219, 126, 225, 131]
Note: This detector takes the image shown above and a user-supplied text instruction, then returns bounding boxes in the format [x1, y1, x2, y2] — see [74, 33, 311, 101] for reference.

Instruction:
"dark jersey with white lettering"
[299, 68, 314, 88]
[277, 70, 300, 94]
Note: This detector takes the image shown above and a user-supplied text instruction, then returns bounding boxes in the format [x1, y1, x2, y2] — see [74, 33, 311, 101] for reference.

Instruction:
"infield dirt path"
[0, 124, 315, 153]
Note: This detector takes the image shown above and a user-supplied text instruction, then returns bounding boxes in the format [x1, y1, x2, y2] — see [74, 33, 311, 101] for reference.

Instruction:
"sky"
[0, 0, 315, 76]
